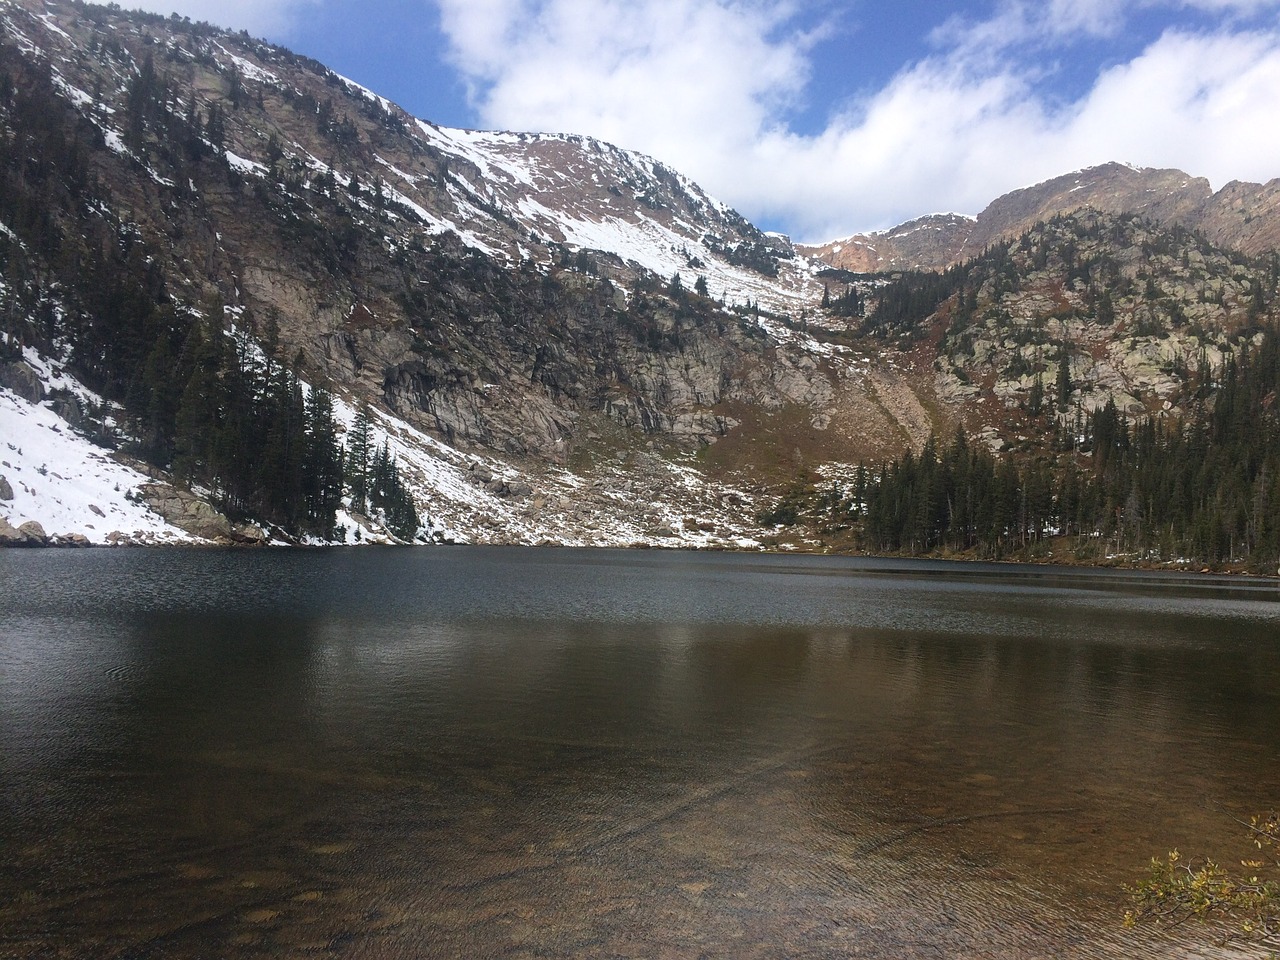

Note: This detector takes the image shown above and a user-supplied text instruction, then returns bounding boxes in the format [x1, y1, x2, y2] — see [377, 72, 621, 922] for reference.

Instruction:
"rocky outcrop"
[137, 484, 266, 544]
[139, 483, 233, 540]
[0, 360, 44, 404]
[802, 213, 975, 274]
[802, 163, 1280, 274]
[954, 164, 1211, 264]
[1193, 177, 1280, 259]
[0, 476, 12, 501]
[18, 520, 46, 543]
[0, 517, 47, 546]
[926, 210, 1273, 443]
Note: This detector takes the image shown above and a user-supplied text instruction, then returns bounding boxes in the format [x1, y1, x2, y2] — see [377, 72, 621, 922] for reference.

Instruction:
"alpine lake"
[2, 546, 1279, 958]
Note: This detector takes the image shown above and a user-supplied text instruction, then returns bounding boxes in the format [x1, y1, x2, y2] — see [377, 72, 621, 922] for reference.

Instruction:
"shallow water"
[1, 547, 1278, 958]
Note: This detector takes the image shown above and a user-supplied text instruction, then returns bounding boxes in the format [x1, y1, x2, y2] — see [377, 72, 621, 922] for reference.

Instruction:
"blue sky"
[129, 0, 1280, 241]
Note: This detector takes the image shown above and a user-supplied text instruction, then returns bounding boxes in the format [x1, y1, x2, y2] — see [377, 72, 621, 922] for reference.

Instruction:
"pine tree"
[367, 442, 420, 541]
[172, 322, 224, 483]
[1027, 373, 1045, 417]
[346, 405, 373, 514]
[1056, 348, 1072, 410]
[302, 387, 343, 536]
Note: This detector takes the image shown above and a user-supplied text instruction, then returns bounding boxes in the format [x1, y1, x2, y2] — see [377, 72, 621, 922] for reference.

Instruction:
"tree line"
[795, 326, 1280, 571]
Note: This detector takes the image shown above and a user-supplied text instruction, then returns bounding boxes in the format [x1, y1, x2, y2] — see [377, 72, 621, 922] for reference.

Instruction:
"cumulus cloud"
[435, 0, 816, 174]
[747, 26, 1280, 239]
[434, 0, 1280, 241]
[116, 0, 315, 36]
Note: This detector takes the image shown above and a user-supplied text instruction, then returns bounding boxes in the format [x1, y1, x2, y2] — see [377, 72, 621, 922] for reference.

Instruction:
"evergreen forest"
[793, 326, 1280, 571]
[0, 40, 418, 540]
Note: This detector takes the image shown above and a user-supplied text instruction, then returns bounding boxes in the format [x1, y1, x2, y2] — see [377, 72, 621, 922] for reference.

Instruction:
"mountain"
[0, 0, 840, 547]
[864, 209, 1276, 425]
[801, 162, 1280, 272]
[0, 0, 1278, 556]
[800, 212, 1280, 571]
[801, 212, 977, 275]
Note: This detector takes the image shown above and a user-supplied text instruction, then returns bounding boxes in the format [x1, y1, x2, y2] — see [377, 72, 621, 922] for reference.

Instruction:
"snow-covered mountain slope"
[335, 394, 766, 549]
[0, 0, 825, 317]
[410, 124, 823, 313]
[0, 0, 853, 469]
[1, 368, 767, 549]
[1, 385, 200, 544]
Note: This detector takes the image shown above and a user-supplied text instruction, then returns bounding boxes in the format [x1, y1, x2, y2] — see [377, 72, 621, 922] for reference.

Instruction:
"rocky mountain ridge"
[3, 0, 822, 308]
[801, 162, 1280, 273]
[922, 210, 1275, 429]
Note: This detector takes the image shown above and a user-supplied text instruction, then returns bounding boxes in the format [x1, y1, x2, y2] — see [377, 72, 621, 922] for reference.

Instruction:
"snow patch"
[226, 150, 267, 176]
[213, 42, 281, 85]
[0, 389, 201, 544]
[36, 13, 71, 42]
[51, 75, 93, 108]
[331, 70, 396, 115]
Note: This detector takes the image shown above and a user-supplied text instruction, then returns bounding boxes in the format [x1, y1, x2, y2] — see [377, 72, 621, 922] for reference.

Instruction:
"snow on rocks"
[324, 389, 763, 550]
[212, 42, 282, 86]
[0, 387, 204, 546]
[0, 341, 763, 551]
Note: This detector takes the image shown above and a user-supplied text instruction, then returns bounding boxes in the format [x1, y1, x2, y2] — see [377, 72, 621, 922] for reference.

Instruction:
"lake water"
[2, 547, 1279, 958]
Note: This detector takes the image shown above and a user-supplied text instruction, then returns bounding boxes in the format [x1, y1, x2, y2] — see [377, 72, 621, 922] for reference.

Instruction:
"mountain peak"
[796, 162, 1279, 273]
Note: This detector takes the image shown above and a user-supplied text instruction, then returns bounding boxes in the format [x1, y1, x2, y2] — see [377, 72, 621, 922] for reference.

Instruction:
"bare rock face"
[0, 360, 44, 404]
[0, 476, 13, 501]
[1193, 177, 1280, 258]
[802, 164, 1218, 273]
[803, 214, 974, 273]
[18, 520, 46, 543]
[0, 517, 28, 545]
[137, 484, 269, 543]
[954, 164, 1212, 263]
[138, 484, 233, 541]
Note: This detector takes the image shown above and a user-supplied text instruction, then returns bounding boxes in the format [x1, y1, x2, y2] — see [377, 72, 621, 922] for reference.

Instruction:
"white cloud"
[434, 0, 1280, 242]
[757, 26, 1280, 240]
[935, 0, 1280, 55]
[116, 0, 315, 36]
[436, 0, 814, 167]
[1174, 0, 1280, 11]
[930, 0, 1128, 59]
[1065, 29, 1280, 182]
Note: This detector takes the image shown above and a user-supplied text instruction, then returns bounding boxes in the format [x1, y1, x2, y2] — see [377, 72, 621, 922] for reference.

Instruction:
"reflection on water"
[1, 548, 1278, 958]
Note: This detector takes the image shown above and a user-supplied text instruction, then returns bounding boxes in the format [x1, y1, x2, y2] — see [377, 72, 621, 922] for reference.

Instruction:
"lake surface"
[2, 547, 1279, 958]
